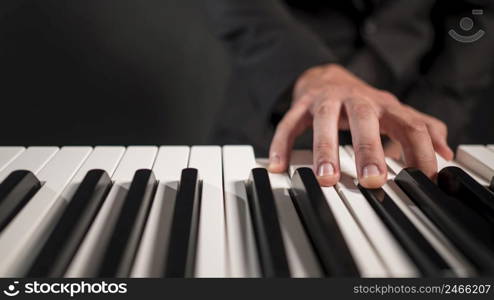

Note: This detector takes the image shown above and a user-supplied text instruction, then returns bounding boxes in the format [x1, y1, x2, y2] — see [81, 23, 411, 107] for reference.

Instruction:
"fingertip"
[442, 147, 454, 161]
[423, 167, 437, 179]
[359, 163, 387, 188]
[359, 174, 387, 189]
[314, 161, 339, 186]
[317, 174, 339, 187]
[268, 163, 285, 173]
[434, 139, 454, 161]
[268, 153, 287, 173]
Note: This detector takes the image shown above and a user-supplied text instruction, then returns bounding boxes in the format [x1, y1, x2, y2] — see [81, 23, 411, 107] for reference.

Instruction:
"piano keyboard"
[0, 145, 494, 278]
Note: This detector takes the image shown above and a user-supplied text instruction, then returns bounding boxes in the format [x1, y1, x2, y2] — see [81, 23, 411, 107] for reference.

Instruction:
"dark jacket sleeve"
[203, 0, 336, 115]
[346, 0, 437, 94]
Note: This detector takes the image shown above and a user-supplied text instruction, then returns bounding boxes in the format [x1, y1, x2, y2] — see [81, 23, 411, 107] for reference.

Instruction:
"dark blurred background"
[0, 0, 229, 146]
[1, 0, 493, 148]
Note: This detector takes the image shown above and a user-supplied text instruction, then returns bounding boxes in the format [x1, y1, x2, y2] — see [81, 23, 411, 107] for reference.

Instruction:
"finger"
[268, 104, 310, 173]
[406, 107, 454, 161]
[312, 101, 341, 186]
[344, 100, 387, 188]
[383, 109, 437, 178]
[383, 140, 402, 160]
[423, 118, 454, 161]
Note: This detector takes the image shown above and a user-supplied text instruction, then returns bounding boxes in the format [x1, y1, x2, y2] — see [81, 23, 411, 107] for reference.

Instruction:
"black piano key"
[0, 170, 41, 231]
[438, 166, 494, 225]
[395, 168, 494, 274]
[164, 168, 201, 277]
[290, 168, 359, 277]
[98, 169, 157, 277]
[246, 168, 290, 277]
[358, 186, 452, 277]
[398, 168, 494, 248]
[27, 169, 112, 277]
[490, 177, 494, 193]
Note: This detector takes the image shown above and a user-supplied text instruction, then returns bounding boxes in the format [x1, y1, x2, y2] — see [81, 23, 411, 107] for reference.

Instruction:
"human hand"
[268, 63, 453, 188]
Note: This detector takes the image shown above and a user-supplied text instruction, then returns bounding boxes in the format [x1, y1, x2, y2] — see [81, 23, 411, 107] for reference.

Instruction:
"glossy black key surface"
[0, 170, 41, 231]
[164, 168, 201, 277]
[398, 168, 494, 248]
[490, 177, 494, 193]
[28, 169, 112, 277]
[438, 166, 494, 225]
[395, 168, 494, 274]
[358, 186, 451, 277]
[98, 169, 157, 277]
[290, 168, 359, 277]
[246, 168, 290, 277]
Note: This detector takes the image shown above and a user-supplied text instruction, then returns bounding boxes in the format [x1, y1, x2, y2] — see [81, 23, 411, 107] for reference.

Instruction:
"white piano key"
[337, 147, 418, 277]
[70, 146, 126, 183]
[256, 158, 322, 277]
[66, 146, 158, 277]
[131, 146, 190, 277]
[381, 150, 489, 186]
[151, 146, 190, 182]
[0, 147, 92, 276]
[343, 145, 353, 154]
[435, 153, 488, 186]
[381, 181, 475, 277]
[288, 151, 388, 277]
[61, 147, 126, 201]
[288, 150, 313, 177]
[456, 145, 494, 181]
[0, 147, 25, 174]
[0, 147, 59, 182]
[111, 146, 159, 182]
[222, 145, 260, 277]
[323, 187, 389, 277]
[188, 146, 227, 277]
[488, 145, 494, 152]
[349, 148, 476, 277]
[385, 157, 405, 177]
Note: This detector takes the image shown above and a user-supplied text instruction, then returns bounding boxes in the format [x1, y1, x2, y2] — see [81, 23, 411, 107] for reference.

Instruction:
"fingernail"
[362, 164, 380, 178]
[317, 163, 334, 177]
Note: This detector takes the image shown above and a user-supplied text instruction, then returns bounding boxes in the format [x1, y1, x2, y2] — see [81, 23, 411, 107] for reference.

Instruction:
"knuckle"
[314, 101, 338, 116]
[350, 103, 374, 119]
[404, 118, 428, 135]
[409, 152, 437, 173]
[379, 91, 400, 104]
[306, 87, 329, 99]
[314, 141, 334, 153]
[342, 85, 357, 96]
[434, 119, 448, 134]
[401, 104, 417, 114]
[354, 142, 377, 156]
[416, 153, 436, 165]
[382, 105, 401, 118]
[292, 97, 311, 109]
